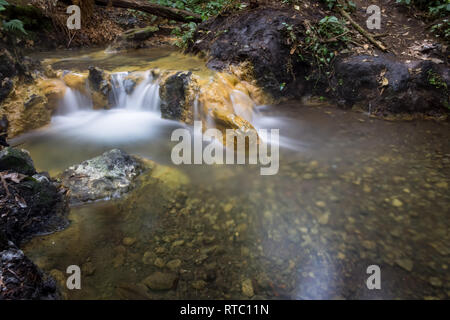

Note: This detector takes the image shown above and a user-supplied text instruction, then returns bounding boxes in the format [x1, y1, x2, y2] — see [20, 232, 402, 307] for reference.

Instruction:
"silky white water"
[51, 71, 180, 145]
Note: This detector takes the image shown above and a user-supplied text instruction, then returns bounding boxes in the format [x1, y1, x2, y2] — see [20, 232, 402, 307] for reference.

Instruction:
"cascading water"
[57, 87, 93, 115]
[49, 70, 183, 145]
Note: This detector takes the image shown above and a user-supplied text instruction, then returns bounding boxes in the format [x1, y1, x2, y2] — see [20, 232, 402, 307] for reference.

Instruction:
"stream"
[11, 48, 450, 300]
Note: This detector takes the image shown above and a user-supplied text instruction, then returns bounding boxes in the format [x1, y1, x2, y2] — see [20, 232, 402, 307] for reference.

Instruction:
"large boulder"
[60, 149, 144, 204]
[333, 55, 450, 114]
[0, 169, 69, 246]
[188, 7, 309, 99]
[0, 243, 60, 300]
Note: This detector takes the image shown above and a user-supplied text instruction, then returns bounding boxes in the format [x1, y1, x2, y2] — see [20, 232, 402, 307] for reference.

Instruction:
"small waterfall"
[57, 87, 93, 115]
[230, 89, 256, 122]
[110, 72, 128, 109]
[59, 70, 161, 114]
[110, 71, 161, 112]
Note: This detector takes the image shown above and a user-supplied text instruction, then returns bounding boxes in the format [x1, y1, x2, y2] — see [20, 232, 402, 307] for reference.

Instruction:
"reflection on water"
[19, 102, 450, 300]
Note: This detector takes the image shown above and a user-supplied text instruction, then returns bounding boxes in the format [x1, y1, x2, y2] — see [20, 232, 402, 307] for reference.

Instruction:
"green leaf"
[0, 0, 9, 5]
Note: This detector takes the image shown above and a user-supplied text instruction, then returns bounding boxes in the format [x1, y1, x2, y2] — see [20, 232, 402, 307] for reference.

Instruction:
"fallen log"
[61, 0, 202, 23]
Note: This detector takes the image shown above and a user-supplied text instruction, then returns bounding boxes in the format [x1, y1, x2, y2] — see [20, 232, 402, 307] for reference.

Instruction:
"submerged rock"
[142, 272, 178, 291]
[0, 243, 60, 300]
[60, 149, 144, 204]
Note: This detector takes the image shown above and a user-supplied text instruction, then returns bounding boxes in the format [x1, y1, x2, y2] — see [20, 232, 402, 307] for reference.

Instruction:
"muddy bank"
[187, 5, 449, 116]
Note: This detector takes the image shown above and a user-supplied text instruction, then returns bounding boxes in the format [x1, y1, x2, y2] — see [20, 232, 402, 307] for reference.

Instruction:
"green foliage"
[431, 18, 450, 40]
[304, 16, 349, 69]
[0, 0, 9, 12]
[320, 0, 356, 11]
[150, 0, 242, 21]
[427, 69, 448, 90]
[172, 21, 197, 48]
[396, 0, 450, 41]
[395, 0, 450, 18]
[0, 0, 27, 36]
[283, 15, 349, 83]
[2, 19, 26, 34]
[154, 0, 243, 48]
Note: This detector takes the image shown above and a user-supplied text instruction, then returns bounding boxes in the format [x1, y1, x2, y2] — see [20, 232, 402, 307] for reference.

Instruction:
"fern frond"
[2, 19, 27, 35]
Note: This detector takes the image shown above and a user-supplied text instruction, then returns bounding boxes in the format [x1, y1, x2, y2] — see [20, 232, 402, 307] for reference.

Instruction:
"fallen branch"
[60, 0, 202, 23]
[336, 1, 387, 52]
[322, 30, 351, 43]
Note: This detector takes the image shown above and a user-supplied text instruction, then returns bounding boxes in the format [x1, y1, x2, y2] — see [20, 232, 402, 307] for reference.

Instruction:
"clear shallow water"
[15, 49, 450, 300]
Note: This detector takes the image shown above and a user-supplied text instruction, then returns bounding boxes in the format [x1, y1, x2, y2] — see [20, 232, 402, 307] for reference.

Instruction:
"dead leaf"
[3, 172, 27, 184]
[15, 195, 27, 209]
[380, 77, 389, 87]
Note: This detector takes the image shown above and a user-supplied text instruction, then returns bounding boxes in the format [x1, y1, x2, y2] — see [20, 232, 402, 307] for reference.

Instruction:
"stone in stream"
[88, 66, 112, 109]
[242, 278, 254, 297]
[159, 71, 195, 122]
[142, 272, 178, 291]
[60, 149, 144, 204]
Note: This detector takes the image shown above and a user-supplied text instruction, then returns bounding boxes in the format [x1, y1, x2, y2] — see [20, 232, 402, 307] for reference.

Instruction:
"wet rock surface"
[88, 66, 112, 109]
[60, 149, 144, 204]
[159, 71, 194, 122]
[0, 243, 60, 300]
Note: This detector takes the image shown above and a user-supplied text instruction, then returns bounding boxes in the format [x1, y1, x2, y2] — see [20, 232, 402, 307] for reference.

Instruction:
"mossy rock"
[0, 147, 36, 175]
[121, 26, 160, 41]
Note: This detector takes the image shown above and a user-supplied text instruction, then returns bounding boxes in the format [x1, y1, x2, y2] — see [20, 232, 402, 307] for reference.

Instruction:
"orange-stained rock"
[63, 73, 88, 94]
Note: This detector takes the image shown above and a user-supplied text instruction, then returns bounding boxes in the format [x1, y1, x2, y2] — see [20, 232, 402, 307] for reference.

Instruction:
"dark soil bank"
[188, 6, 449, 116]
